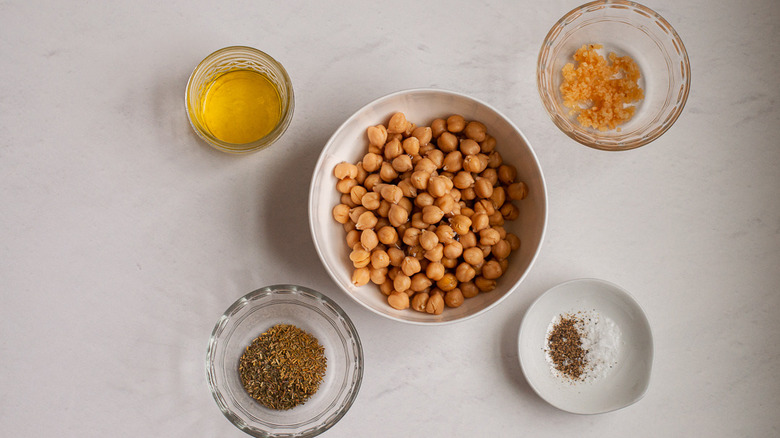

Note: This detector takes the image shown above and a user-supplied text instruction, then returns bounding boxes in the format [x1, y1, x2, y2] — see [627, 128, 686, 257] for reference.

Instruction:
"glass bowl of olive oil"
[207, 285, 363, 437]
[186, 46, 294, 153]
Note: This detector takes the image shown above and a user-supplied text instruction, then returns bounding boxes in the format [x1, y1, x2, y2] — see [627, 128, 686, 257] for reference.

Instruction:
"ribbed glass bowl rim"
[536, 0, 691, 151]
[206, 284, 363, 437]
[185, 46, 295, 154]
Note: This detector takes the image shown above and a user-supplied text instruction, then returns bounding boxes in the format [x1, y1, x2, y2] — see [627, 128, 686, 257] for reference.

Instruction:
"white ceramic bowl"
[518, 278, 653, 414]
[309, 89, 547, 324]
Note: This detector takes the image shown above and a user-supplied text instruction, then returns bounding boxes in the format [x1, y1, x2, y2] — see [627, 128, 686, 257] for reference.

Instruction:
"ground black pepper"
[546, 316, 588, 380]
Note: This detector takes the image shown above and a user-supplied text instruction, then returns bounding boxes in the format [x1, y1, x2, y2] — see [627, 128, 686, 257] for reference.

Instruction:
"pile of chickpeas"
[332, 112, 528, 314]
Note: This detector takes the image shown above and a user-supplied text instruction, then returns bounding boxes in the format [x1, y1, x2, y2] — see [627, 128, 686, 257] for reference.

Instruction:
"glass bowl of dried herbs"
[207, 284, 363, 437]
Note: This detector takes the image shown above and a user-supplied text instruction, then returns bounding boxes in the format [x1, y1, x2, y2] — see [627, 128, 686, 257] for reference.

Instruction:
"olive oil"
[200, 70, 281, 144]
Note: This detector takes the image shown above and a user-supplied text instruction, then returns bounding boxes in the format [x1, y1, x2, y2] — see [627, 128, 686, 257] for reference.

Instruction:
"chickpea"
[371, 249, 390, 269]
[462, 154, 482, 173]
[402, 137, 420, 156]
[383, 138, 402, 160]
[402, 227, 421, 246]
[489, 186, 506, 209]
[398, 197, 413, 213]
[480, 168, 498, 187]
[431, 118, 447, 138]
[460, 206, 475, 217]
[414, 192, 435, 208]
[482, 260, 503, 280]
[349, 206, 367, 223]
[461, 187, 476, 201]
[480, 135, 496, 153]
[379, 280, 393, 296]
[499, 258, 509, 273]
[479, 228, 501, 246]
[433, 224, 454, 244]
[346, 229, 361, 248]
[390, 154, 411, 173]
[449, 214, 471, 235]
[424, 243, 444, 262]
[475, 276, 496, 292]
[336, 177, 358, 194]
[368, 144, 382, 155]
[425, 291, 444, 315]
[435, 194, 456, 215]
[360, 192, 380, 210]
[361, 229, 378, 251]
[412, 126, 432, 146]
[450, 171, 474, 191]
[410, 171, 430, 191]
[500, 202, 519, 220]
[363, 173, 381, 191]
[438, 132, 459, 153]
[498, 164, 517, 184]
[468, 213, 487, 233]
[349, 246, 370, 267]
[474, 177, 494, 199]
[426, 149, 444, 168]
[507, 182, 528, 200]
[343, 221, 356, 233]
[446, 115, 466, 133]
[387, 112, 407, 134]
[463, 121, 487, 142]
[455, 262, 476, 283]
[488, 211, 505, 226]
[425, 261, 445, 281]
[414, 157, 437, 174]
[388, 204, 409, 227]
[460, 231, 478, 249]
[352, 267, 370, 286]
[350, 185, 367, 206]
[442, 150, 463, 172]
[419, 229, 439, 251]
[411, 291, 429, 312]
[387, 291, 410, 310]
[387, 247, 405, 266]
[355, 211, 378, 230]
[421, 205, 445, 224]
[355, 162, 368, 184]
[436, 272, 458, 292]
[445, 288, 465, 307]
[378, 184, 402, 204]
[393, 273, 411, 293]
[476, 154, 490, 173]
[367, 124, 388, 147]
[488, 150, 503, 169]
[341, 193, 357, 208]
[459, 281, 478, 298]
[463, 246, 485, 266]
[443, 241, 463, 259]
[506, 233, 521, 251]
[401, 256, 422, 277]
[332, 204, 350, 224]
[492, 239, 511, 260]
[369, 266, 387, 284]
[449, 188, 462, 203]
[410, 273, 432, 292]
[334, 162, 358, 180]
[377, 226, 398, 245]
[474, 199, 495, 215]
[379, 161, 398, 182]
[458, 138, 480, 156]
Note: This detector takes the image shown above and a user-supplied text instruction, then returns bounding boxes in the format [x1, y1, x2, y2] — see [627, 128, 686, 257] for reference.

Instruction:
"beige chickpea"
[461, 187, 476, 201]
[474, 177, 494, 199]
[344, 220, 356, 233]
[403, 121, 416, 137]
[401, 256, 422, 277]
[334, 162, 358, 180]
[490, 186, 506, 209]
[375, 217, 390, 230]
[477, 154, 490, 173]
[506, 233, 521, 251]
[419, 229, 439, 251]
[410, 171, 430, 191]
[398, 197, 413, 213]
[498, 164, 517, 185]
[499, 258, 509, 273]
[369, 266, 387, 285]
[411, 291, 429, 312]
[434, 224, 455, 244]
[414, 157, 437, 174]
[349, 206, 367, 223]
[460, 231, 478, 249]
[479, 227, 501, 246]
[332, 204, 350, 224]
[436, 272, 458, 292]
[480, 168, 498, 187]
[355, 211, 378, 230]
[500, 202, 519, 221]
[402, 137, 420, 156]
[459, 138, 481, 156]
[410, 273, 432, 292]
[363, 173, 381, 191]
[379, 162, 398, 182]
[425, 261, 446, 281]
[368, 144, 382, 155]
[435, 194, 456, 215]
[442, 150, 463, 172]
[340, 193, 357, 208]
[425, 291, 444, 315]
[367, 124, 388, 147]
[402, 227, 421, 246]
[352, 267, 370, 286]
[355, 162, 367, 184]
[425, 150, 444, 170]
[488, 211, 505, 226]
[461, 281, 479, 298]
[421, 205, 445, 224]
[462, 154, 482, 173]
[487, 150, 503, 169]
[482, 260, 503, 280]
[479, 244, 492, 259]
[431, 118, 447, 138]
[463, 246, 485, 266]
[450, 214, 472, 235]
[350, 185, 367, 206]
[507, 182, 528, 200]
[443, 241, 463, 259]
[393, 273, 411, 293]
[446, 115, 466, 133]
[450, 188, 462, 204]
[492, 239, 511, 260]
[377, 226, 398, 245]
[379, 184, 402, 204]
[387, 247, 405, 267]
[455, 262, 476, 283]
[336, 177, 358, 194]
[383, 138, 402, 160]
[412, 126, 432, 146]
[480, 135, 496, 153]
[409, 212, 426, 230]
[438, 132, 459, 153]
[474, 199, 495, 215]
[387, 291, 410, 310]
[424, 243, 444, 262]
[463, 121, 487, 142]
[388, 204, 408, 227]
[370, 249, 390, 269]
[392, 154, 413, 173]
[387, 112, 407, 134]
[414, 192, 435, 208]
[460, 206, 475, 217]
[470, 212, 490, 232]
[360, 229, 378, 251]
[475, 276, 496, 292]
[379, 280, 393, 296]
[441, 257, 458, 269]
[444, 288, 465, 308]
[361, 192, 381, 210]
[346, 229, 361, 248]
[349, 246, 370, 267]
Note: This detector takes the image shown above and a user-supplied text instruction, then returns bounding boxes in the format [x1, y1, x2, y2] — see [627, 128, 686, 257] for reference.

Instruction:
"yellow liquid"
[200, 70, 282, 144]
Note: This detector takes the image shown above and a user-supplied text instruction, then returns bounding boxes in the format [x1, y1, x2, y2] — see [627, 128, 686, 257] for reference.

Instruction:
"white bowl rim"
[517, 277, 654, 414]
[308, 87, 548, 325]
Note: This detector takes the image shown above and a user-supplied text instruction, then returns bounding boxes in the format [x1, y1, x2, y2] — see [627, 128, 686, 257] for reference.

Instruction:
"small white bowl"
[309, 89, 547, 324]
[518, 278, 653, 414]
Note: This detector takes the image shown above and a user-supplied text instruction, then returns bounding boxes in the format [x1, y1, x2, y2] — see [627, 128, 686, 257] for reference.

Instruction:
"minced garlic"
[560, 44, 644, 132]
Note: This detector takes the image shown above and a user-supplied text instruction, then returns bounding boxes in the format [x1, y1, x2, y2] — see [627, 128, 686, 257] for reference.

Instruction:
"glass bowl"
[537, 1, 690, 150]
[186, 46, 295, 154]
[309, 88, 547, 325]
[206, 285, 363, 437]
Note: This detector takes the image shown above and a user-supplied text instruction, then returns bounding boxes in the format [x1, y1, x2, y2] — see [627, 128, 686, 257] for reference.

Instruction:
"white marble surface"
[1, 0, 778, 436]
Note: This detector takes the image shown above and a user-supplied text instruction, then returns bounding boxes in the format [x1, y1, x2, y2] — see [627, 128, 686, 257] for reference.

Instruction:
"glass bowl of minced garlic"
[537, 1, 690, 151]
